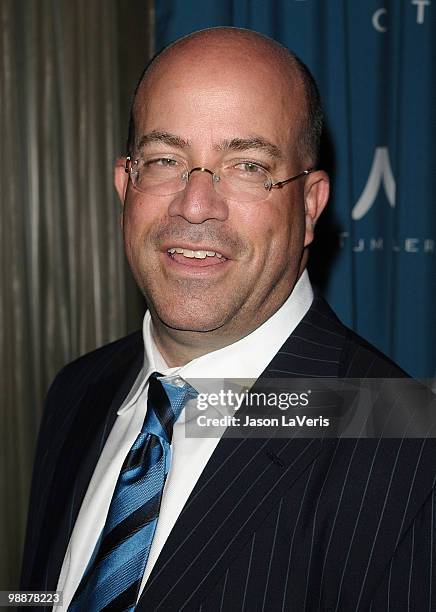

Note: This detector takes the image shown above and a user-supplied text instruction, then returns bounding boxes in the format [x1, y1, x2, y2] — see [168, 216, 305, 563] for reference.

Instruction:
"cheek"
[122, 197, 159, 247]
[251, 203, 304, 256]
[122, 202, 155, 273]
[123, 197, 147, 230]
[257, 208, 306, 279]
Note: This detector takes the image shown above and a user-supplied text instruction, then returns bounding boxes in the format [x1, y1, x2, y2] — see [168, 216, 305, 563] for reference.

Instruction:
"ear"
[114, 156, 129, 205]
[303, 170, 329, 247]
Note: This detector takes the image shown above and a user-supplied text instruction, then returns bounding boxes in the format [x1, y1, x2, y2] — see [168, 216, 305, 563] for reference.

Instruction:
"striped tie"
[68, 372, 196, 611]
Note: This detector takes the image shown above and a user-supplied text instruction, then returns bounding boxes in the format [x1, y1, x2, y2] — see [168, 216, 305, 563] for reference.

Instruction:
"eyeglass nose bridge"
[184, 166, 220, 186]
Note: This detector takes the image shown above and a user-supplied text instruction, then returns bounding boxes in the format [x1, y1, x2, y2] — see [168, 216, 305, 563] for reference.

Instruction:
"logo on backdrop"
[351, 147, 395, 221]
[372, 1, 431, 32]
[338, 146, 435, 254]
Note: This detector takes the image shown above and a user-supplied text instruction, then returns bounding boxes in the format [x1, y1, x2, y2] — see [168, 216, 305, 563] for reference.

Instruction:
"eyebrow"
[136, 131, 191, 150]
[215, 137, 283, 160]
[136, 131, 283, 160]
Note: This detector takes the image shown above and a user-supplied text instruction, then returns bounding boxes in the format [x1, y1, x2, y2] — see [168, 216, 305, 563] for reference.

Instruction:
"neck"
[151, 320, 243, 367]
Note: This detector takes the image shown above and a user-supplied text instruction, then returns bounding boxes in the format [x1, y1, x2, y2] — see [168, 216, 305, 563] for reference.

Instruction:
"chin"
[153, 306, 228, 334]
[160, 316, 226, 334]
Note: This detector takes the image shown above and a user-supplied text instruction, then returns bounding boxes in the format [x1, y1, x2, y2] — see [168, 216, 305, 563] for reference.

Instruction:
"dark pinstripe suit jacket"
[21, 295, 436, 611]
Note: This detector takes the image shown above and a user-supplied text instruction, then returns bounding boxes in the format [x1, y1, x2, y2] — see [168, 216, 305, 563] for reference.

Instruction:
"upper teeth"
[168, 248, 223, 259]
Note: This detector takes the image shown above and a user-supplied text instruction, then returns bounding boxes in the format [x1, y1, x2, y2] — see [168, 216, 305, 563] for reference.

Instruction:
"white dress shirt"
[56, 270, 313, 608]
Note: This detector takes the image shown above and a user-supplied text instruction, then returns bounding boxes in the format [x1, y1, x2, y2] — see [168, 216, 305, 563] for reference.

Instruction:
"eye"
[234, 161, 265, 174]
[144, 157, 179, 168]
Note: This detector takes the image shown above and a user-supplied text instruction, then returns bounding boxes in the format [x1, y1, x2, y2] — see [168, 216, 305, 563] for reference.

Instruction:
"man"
[21, 28, 435, 611]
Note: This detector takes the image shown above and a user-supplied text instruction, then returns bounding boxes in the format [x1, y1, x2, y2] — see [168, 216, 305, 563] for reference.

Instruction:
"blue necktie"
[68, 372, 196, 611]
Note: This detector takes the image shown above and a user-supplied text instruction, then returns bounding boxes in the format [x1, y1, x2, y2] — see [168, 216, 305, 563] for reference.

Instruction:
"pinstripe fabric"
[21, 297, 436, 612]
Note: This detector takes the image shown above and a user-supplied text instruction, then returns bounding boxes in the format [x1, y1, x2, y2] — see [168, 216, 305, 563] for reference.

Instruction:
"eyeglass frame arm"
[269, 168, 313, 190]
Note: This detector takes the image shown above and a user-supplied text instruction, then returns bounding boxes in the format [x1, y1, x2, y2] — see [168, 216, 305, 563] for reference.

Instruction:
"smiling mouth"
[167, 247, 227, 265]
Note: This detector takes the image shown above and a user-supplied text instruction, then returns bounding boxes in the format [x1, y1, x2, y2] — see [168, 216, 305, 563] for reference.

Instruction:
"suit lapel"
[34, 342, 144, 591]
[138, 295, 346, 610]
[262, 292, 346, 378]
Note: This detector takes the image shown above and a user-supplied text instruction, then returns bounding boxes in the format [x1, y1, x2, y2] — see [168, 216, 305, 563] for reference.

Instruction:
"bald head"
[127, 28, 323, 166]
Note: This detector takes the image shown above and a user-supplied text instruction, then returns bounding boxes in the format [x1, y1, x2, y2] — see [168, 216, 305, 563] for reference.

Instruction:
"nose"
[167, 167, 229, 223]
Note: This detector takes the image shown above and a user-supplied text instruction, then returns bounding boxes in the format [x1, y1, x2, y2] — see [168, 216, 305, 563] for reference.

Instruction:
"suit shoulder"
[64, 329, 143, 369]
[306, 294, 408, 377]
[39, 330, 143, 439]
[339, 325, 409, 378]
[306, 293, 407, 376]
[52, 330, 143, 390]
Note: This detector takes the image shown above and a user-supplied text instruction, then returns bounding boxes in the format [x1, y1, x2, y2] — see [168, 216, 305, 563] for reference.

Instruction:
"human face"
[115, 46, 328, 344]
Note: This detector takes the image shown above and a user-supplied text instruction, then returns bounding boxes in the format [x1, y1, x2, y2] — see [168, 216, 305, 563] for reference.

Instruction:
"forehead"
[133, 41, 304, 157]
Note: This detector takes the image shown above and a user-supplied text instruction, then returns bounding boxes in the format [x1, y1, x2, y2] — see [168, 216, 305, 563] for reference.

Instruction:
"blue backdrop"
[155, 0, 435, 378]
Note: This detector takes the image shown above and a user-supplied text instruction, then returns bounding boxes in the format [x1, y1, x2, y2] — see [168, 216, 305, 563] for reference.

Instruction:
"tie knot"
[142, 373, 196, 442]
